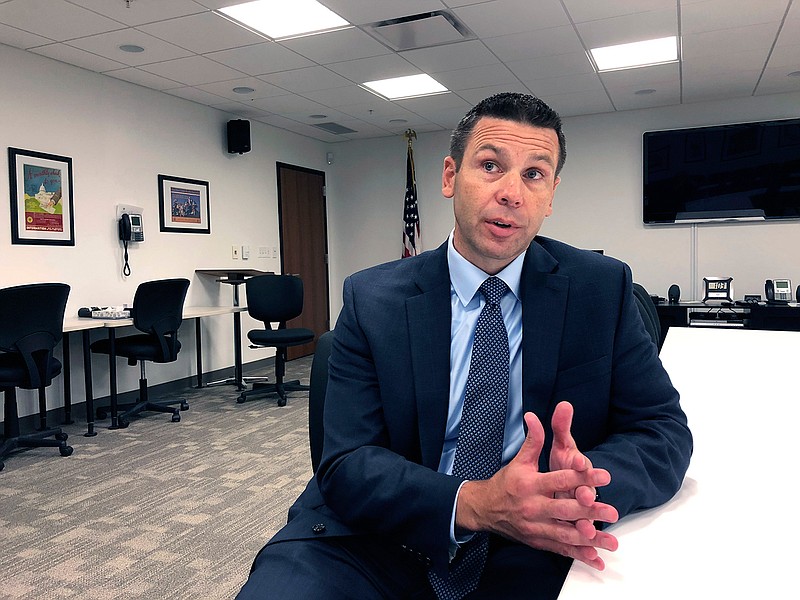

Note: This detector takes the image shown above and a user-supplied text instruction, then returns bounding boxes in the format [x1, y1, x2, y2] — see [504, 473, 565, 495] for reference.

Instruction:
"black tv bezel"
[642, 117, 800, 225]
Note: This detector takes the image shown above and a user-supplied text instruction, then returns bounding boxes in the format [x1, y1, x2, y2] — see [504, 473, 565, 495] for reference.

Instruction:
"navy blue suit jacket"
[269, 237, 692, 575]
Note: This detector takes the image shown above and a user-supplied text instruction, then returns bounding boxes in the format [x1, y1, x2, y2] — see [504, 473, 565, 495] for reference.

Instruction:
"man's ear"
[442, 156, 456, 198]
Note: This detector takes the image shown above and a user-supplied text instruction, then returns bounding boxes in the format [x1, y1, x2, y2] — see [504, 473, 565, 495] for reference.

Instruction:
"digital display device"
[643, 118, 800, 224]
[703, 277, 733, 302]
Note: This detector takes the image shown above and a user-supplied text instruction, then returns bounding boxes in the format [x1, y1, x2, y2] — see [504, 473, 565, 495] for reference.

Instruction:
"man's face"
[442, 117, 561, 275]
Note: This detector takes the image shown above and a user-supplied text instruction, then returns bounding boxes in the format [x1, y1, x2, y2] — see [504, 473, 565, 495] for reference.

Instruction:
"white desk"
[559, 327, 800, 598]
[61, 306, 244, 433]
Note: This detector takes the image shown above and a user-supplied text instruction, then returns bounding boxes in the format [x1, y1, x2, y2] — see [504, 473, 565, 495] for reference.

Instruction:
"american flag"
[402, 141, 421, 258]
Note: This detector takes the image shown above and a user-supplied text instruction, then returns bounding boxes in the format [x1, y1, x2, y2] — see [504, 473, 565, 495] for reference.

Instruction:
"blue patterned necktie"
[429, 276, 510, 600]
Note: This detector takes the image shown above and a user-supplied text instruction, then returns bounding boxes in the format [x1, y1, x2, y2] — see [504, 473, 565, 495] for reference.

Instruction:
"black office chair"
[308, 330, 333, 472]
[0, 283, 73, 471]
[90, 278, 190, 428]
[236, 274, 315, 407]
[633, 283, 663, 352]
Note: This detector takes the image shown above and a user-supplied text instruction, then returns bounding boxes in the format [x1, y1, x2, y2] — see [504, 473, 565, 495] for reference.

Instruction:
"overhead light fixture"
[362, 74, 448, 101]
[590, 36, 679, 72]
[217, 0, 350, 40]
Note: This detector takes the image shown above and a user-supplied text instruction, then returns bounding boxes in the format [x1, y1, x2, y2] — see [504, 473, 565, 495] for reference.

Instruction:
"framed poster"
[158, 174, 210, 234]
[8, 147, 75, 246]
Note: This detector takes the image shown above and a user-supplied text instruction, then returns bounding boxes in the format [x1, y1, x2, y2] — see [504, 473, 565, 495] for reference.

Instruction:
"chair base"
[96, 398, 189, 428]
[0, 428, 73, 472]
[236, 379, 309, 407]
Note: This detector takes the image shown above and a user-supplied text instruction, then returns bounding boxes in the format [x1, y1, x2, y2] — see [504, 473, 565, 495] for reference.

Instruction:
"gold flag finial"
[403, 129, 417, 147]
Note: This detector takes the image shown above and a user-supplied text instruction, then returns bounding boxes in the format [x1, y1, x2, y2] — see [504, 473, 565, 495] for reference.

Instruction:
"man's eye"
[525, 169, 543, 180]
[483, 161, 498, 172]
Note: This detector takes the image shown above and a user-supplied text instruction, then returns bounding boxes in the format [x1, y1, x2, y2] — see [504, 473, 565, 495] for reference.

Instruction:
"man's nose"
[497, 174, 524, 207]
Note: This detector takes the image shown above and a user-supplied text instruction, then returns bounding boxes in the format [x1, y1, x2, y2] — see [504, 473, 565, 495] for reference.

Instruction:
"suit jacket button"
[311, 523, 326, 535]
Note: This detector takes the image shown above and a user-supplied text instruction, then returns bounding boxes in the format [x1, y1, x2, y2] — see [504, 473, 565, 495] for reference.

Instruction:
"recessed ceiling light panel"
[590, 36, 679, 72]
[362, 74, 448, 101]
[218, 0, 350, 40]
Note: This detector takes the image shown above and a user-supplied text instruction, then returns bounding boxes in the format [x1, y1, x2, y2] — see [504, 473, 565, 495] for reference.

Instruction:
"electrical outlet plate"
[258, 246, 269, 258]
[242, 245, 250, 259]
[232, 245, 240, 259]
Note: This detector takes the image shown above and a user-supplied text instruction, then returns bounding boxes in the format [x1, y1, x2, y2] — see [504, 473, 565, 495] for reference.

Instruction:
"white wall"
[328, 89, 800, 318]
[0, 44, 329, 418]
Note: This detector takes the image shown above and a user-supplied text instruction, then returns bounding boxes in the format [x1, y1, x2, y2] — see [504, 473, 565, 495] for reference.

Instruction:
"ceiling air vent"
[313, 122, 357, 135]
[367, 11, 473, 52]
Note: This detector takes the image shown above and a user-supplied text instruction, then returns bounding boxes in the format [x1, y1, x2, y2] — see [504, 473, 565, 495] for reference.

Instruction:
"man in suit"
[237, 93, 692, 599]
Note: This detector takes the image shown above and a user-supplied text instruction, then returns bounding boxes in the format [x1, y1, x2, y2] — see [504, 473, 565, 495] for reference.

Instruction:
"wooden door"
[277, 163, 329, 359]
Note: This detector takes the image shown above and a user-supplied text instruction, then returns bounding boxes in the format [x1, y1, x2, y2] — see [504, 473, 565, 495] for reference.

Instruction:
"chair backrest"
[0, 283, 70, 389]
[131, 278, 190, 362]
[308, 330, 333, 473]
[633, 283, 662, 351]
[245, 274, 304, 326]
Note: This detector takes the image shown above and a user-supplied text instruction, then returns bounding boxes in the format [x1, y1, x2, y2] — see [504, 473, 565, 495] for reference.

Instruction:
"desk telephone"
[119, 212, 144, 242]
[765, 279, 791, 304]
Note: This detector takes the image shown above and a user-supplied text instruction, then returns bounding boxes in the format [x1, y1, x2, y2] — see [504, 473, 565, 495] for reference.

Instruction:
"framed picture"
[8, 147, 75, 246]
[158, 174, 210, 234]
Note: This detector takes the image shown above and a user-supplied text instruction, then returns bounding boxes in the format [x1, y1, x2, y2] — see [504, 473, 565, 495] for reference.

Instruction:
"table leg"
[108, 329, 121, 430]
[233, 310, 245, 391]
[82, 329, 97, 437]
[195, 317, 204, 388]
[61, 332, 74, 425]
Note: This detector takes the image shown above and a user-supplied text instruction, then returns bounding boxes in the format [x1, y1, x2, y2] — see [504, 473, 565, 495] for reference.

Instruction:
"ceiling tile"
[755, 67, 800, 96]
[395, 92, 471, 117]
[67, 0, 207, 26]
[456, 83, 533, 104]
[197, 77, 287, 101]
[433, 63, 518, 91]
[536, 89, 614, 117]
[682, 23, 782, 59]
[575, 8, 677, 48]
[0, 0, 124, 41]
[562, 0, 676, 23]
[139, 55, 244, 86]
[104, 67, 184, 90]
[681, 0, 789, 35]
[209, 101, 272, 119]
[453, 0, 569, 38]
[258, 66, 352, 94]
[483, 26, 586, 62]
[204, 42, 314, 75]
[519, 72, 605, 97]
[682, 75, 761, 103]
[326, 53, 419, 82]
[610, 87, 680, 111]
[400, 39, 498, 73]
[66, 28, 193, 67]
[505, 52, 595, 82]
[30, 43, 127, 72]
[163, 85, 231, 105]
[249, 94, 333, 115]
[0, 22, 54, 48]
[282, 27, 391, 64]
[599, 62, 680, 90]
[302, 85, 385, 107]
[138, 12, 265, 54]
[317, 0, 449, 25]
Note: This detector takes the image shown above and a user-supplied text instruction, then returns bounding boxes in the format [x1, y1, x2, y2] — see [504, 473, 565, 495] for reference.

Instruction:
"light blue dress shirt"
[438, 232, 526, 476]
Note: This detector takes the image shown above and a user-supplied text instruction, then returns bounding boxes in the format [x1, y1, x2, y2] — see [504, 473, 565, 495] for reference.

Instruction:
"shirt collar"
[447, 230, 524, 307]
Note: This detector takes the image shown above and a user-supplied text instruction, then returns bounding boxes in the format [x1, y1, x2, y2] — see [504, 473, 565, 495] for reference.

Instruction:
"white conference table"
[61, 305, 246, 434]
[559, 326, 800, 598]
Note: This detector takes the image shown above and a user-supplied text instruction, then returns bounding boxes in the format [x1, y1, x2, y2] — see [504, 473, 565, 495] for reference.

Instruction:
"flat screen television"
[643, 118, 800, 224]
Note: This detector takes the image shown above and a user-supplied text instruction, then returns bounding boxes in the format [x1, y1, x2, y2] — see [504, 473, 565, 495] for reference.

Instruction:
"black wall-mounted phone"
[119, 212, 144, 242]
[765, 279, 791, 304]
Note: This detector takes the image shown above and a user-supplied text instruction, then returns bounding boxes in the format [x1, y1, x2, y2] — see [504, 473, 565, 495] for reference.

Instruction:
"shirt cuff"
[449, 480, 475, 560]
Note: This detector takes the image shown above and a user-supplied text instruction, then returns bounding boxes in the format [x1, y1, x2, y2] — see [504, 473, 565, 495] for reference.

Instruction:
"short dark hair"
[449, 92, 567, 175]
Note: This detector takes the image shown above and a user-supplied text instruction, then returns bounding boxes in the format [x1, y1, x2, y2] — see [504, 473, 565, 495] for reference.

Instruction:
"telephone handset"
[765, 278, 791, 304]
[119, 212, 144, 242]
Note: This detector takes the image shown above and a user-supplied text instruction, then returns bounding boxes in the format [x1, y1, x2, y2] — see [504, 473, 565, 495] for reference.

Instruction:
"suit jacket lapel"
[520, 241, 569, 420]
[407, 243, 452, 470]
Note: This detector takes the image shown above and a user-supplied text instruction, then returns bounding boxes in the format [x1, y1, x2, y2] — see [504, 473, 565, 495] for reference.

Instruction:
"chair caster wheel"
[236, 394, 246, 404]
[60, 445, 74, 457]
[118, 418, 130, 429]
[180, 401, 189, 411]
[96, 408, 107, 420]
[277, 398, 287, 407]
[0, 461, 5, 471]
[171, 413, 181, 423]
[55, 432, 69, 442]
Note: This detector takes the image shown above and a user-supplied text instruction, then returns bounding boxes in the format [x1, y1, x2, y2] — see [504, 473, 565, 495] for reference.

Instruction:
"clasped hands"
[456, 401, 619, 570]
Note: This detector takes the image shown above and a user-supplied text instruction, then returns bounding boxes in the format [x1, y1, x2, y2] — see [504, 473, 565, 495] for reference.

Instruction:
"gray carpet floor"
[0, 357, 314, 599]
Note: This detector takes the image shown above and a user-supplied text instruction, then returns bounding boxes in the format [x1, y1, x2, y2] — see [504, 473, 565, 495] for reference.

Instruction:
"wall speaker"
[227, 119, 250, 154]
[668, 284, 680, 304]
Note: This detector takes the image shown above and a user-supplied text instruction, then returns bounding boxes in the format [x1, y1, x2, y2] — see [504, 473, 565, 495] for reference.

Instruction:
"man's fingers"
[516, 412, 545, 468]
